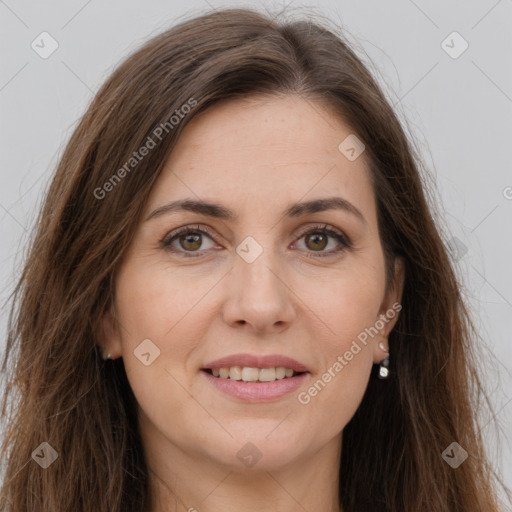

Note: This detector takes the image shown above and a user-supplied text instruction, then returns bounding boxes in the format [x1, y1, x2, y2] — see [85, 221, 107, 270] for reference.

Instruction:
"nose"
[221, 244, 296, 335]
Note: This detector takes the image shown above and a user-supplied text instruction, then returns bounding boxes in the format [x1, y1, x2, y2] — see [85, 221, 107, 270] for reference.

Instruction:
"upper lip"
[202, 353, 310, 373]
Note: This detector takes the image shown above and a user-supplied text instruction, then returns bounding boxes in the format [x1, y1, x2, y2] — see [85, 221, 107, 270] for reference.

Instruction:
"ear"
[97, 303, 123, 359]
[373, 257, 404, 363]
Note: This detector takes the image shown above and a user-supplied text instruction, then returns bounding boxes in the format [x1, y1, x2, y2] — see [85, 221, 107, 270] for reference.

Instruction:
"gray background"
[1, 0, 511, 506]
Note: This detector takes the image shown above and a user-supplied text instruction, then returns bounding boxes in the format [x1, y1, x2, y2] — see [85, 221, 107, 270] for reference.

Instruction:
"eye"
[160, 223, 352, 258]
[293, 224, 352, 257]
[161, 224, 218, 257]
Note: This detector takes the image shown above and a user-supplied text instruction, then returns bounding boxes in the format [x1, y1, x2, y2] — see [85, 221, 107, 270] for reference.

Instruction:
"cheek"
[298, 354, 373, 445]
[298, 285, 379, 436]
[304, 252, 386, 347]
[113, 266, 211, 438]
[293, 251, 385, 427]
[113, 260, 221, 404]
[115, 259, 218, 342]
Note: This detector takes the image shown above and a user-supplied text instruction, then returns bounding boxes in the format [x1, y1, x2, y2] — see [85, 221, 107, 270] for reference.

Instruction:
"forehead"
[146, 94, 376, 225]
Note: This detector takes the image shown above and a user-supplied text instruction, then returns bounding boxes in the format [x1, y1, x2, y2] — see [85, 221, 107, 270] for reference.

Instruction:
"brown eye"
[179, 232, 202, 251]
[304, 232, 328, 251]
[294, 225, 351, 257]
[161, 225, 217, 256]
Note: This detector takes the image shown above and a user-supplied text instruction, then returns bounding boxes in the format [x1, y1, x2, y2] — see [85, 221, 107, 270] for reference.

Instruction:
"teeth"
[275, 367, 286, 379]
[229, 366, 242, 380]
[259, 368, 276, 382]
[241, 367, 259, 382]
[209, 366, 300, 382]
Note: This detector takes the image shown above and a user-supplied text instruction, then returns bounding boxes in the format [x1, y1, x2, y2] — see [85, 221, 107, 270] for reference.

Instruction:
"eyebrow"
[145, 197, 367, 224]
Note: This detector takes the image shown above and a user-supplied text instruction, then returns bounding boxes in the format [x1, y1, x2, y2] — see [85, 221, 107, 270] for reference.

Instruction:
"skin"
[100, 94, 404, 512]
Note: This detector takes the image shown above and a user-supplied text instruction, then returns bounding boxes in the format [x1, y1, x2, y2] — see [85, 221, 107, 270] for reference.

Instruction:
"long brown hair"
[0, 7, 505, 511]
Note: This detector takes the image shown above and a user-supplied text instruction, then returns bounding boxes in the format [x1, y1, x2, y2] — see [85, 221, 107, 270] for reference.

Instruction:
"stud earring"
[377, 342, 390, 379]
[104, 353, 111, 361]
[377, 354, 390, 379]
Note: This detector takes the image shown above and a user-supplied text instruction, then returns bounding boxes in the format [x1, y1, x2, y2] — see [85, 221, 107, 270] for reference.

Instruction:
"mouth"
[201, 353, 310, 402]
[200, 354, 310, 402]
[202, 366, 307, 382]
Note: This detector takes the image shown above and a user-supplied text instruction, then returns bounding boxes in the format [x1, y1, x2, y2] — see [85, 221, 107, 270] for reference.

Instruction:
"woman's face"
[102, 94, 402, 473]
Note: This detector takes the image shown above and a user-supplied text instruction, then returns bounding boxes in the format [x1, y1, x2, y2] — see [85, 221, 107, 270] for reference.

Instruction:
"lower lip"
[201, 370, 309, 402]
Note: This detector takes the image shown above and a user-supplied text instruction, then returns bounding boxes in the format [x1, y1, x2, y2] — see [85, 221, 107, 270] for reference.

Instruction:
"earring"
[377, 354, 390, 379]
[377, 342, 390, 379]
[104, 353, 111, 361]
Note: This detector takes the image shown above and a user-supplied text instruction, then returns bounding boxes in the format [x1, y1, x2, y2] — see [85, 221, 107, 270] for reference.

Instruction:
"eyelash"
[160, 223, 352, 259]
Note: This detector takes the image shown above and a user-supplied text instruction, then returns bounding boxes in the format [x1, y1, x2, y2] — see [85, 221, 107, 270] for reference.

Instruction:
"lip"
[201, 370, 309, 402]
[202, 353, 310, 373]
[200, 353, 310, 403]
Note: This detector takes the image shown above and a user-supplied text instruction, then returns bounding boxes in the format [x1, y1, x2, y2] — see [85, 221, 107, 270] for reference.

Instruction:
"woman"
[0, 7, 505, 511]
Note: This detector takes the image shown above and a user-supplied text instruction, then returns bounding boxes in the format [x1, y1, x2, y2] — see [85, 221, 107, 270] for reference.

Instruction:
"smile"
[205, 366, 302, 382]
